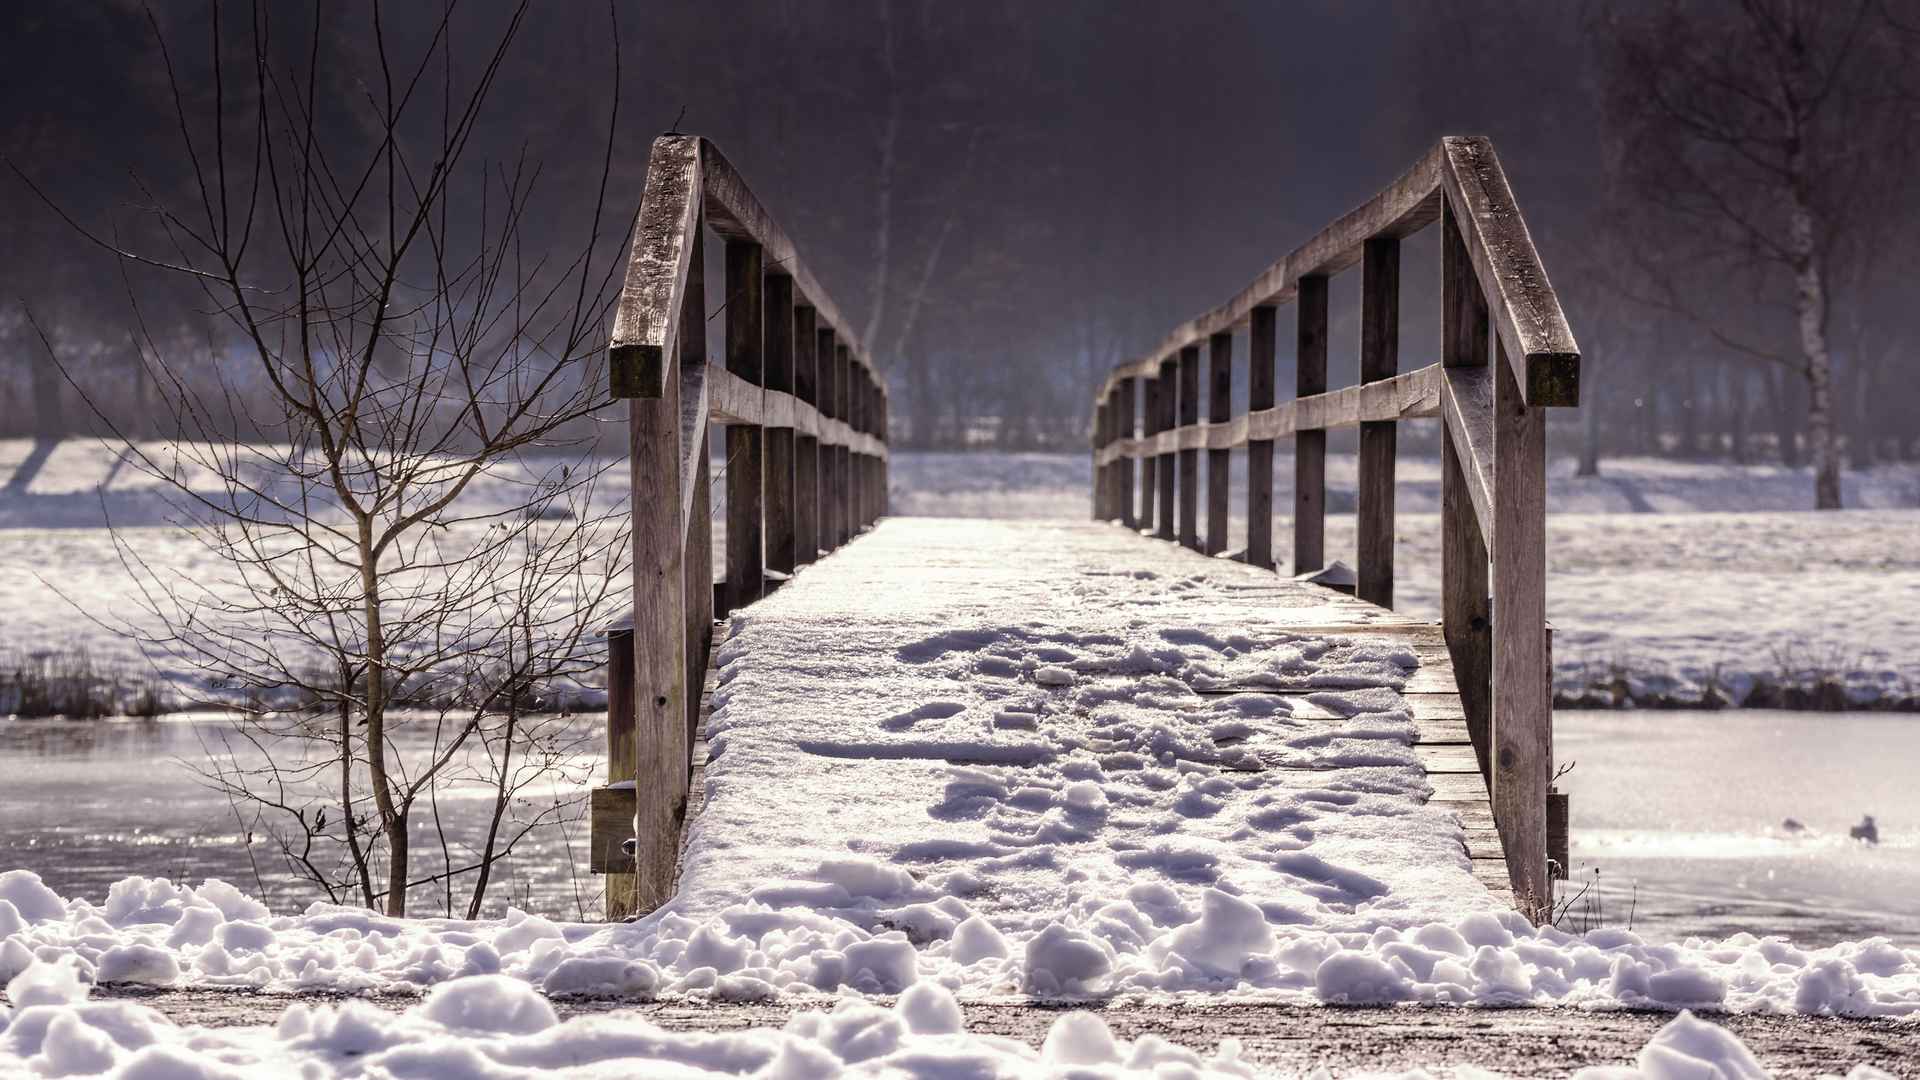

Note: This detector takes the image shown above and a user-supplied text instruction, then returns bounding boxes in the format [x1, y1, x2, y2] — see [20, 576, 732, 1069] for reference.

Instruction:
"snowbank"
[0, 957, 1903, 1078]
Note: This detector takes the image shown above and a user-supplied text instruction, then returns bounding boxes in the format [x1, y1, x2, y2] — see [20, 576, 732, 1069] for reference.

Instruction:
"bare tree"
[22, 1, 631, 916]
[1594, 0, 1920, 508]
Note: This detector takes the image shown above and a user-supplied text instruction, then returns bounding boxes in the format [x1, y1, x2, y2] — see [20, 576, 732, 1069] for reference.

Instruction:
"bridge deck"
[670, 517, 1510, 946]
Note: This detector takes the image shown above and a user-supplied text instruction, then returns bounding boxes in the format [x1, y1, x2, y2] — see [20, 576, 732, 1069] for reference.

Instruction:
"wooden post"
[876, 388, 889, 517]
[1139, 376, 1158, 531]
[1295, 274, 1328, 573]
[625, 211, 700, 916]
[1092, 396, 1109, 519]
[1206, 332, 1232, 556]
[1493, 340, 1551, 920]
[603, 625, 636, 917]
[1357, 237, 1399, 608]
[849, 363, 866, 531]
[1156, 358, 1177, 541]
[1247, 305, 1277, 569]
[723, 240, 764, 614]
[1441, 199, 1494, 791]
[1119, 377, 1137, 528]
[868, 380, 883, 525]
[763, 274, 797, 576]
[794, 307, 820, 566]
[817, 327, 838, 554]
[1177, 344, 1200, 550]
[834, 345, 852, 544]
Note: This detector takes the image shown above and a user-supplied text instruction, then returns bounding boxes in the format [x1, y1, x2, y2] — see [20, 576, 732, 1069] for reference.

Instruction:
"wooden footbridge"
[590, 134, 1579, 925]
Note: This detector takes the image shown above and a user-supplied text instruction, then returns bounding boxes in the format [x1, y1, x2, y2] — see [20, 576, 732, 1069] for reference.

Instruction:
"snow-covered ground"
[888, 449, 1920, 708]
[5, 523, 1918, 1019]
[5, 439, 1917, 708]
[2, 959, 1882, 1079]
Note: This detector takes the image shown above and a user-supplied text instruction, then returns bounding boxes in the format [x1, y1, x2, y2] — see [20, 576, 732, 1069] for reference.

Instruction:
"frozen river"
[2, 708, 1914, 945]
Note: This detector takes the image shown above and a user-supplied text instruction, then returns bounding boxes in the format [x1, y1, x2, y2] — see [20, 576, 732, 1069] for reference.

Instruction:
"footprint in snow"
[881, 700, 968, 731]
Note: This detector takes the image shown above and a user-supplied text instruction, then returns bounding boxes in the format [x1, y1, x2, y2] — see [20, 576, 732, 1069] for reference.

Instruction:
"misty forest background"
[5, 1, 1918, 485]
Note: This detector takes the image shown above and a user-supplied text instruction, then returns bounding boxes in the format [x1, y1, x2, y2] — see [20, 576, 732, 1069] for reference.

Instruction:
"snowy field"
[4, 439, 1920, 1077]
[888, 448, 1920, 708]
[4, 438, 1918, 708]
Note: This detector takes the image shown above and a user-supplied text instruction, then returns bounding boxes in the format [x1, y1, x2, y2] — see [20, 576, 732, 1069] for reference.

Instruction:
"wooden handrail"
[1089, 137, 1579, 921]
[597, 134, 891, 918]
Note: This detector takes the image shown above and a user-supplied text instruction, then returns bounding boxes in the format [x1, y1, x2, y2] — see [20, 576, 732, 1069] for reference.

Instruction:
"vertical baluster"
[1358, 237, 1399, 607]
[1139, 375, 1158, 531]
[1246, 305, 1277, 570]
[1494, 339, 1550, 920]
[1119, 377, 1138, 528]
[763, 274, 797, 578]
[1156, 357, 1177, 541]
[849, 361, 866, 531]
[835, 345, 852, 544]
[1441, 200, 1494, 789]
[1177, 345, 1200, 550]
[793, 307, 819, 566]
[1294, 275, 1328, 573]
[1206, 332, 1232, 556]
[818, 328, 839, 554]
[723, 240, 764, 614]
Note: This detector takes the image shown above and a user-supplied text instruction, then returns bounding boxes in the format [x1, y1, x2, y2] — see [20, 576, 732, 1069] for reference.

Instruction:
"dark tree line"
[4, 1, 1918, 501]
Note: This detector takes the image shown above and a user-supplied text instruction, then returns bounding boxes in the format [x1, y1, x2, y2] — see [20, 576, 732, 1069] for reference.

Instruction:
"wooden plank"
[624, 206, 699, 916]
[1440, 366, 1495, 540]
[793, 309, 819, 566]
[610, 136, 702, 402]
[589, 786, 638, 875]
[1139, 376, 1157, 529]
[1177, 345, 1201, 550]
[1437, 137, 1579, 408]
[1119, 377, 1138, 528]
[602, 628, 637, 912]
[1207, 332, 1232, 556]
[1156, 358, 1176, 541]
[835, 345, 853, 544]
[1247, 305, 1277, 569]
[1095, 364, 1441, 464]
[818, 330, 839, 553]
[1357, 237, 1399, 609]
[763, 274, 797, 576]
[1415, 743, 1481, 774]
[1092, 142, 1446, 399]
[1294, 274, 1328, 573]
[723, 240, 765, 615]
[696, 140, 888, 397]
[1492, 343, 1551, 920]
[849, 364, 866, 531]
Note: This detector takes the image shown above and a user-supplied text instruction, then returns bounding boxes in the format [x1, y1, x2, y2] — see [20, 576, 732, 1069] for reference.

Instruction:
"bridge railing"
[594, 134, 890, 918]
[1088, 137, 1579, 918]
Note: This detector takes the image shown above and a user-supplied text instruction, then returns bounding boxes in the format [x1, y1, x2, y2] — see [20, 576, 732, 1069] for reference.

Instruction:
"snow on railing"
[598, 135, 891, 917]
[1087, 136, 1580, 920]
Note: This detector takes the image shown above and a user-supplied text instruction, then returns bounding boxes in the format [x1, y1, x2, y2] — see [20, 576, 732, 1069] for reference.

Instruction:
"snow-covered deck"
[668, 517, 1510, 982]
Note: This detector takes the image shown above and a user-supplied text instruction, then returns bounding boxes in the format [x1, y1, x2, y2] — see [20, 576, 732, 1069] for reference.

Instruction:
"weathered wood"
[723, 240, 765, 615]
[1139, 376, 1158, 530]
[1548, 788, 1570, 880]
[1119, 378, 1138, 527]
[1093, 143, 1445, 398]
[1357, 237, 1399, 608]
[1206, 332, 1232, 556]
[1441, 195, 1495, 795]
[1294, 274, 1328, 574]
[793, 308, 820, 566]
[601, 627, 637, 911]
[834, 345, 852, 545]
[624, 208, 700, 915]
[763, 275, 797, 575]
[682, 414, 713, 750]
[610, 137, 702, 401]
[1156, 359, 1176, 541]
[1492, 343, 1550, 919]
[1246, 305, 1277, 569]
[817, 330, 839, 553]
[696, 140, 887, 393]
[589, 785, 638, 875]
[1437, 137, 1580, 408]
[1177, 345, 1200, 550]
[849, 364, 866, 531]
[1095, 364, 1443, 464]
